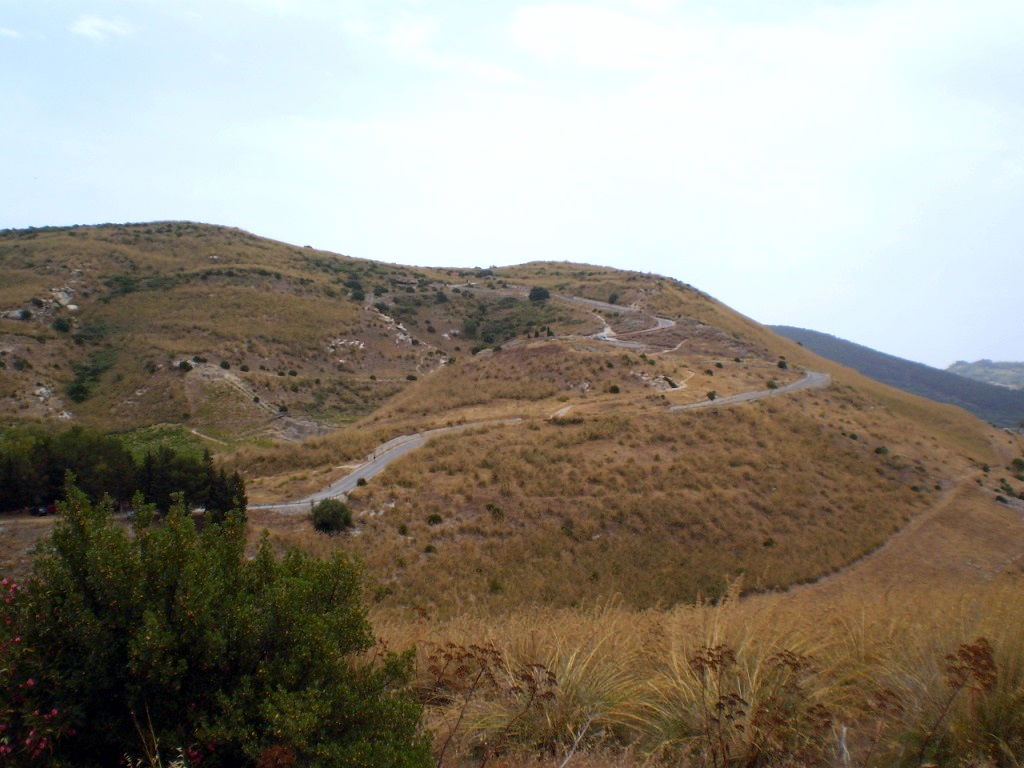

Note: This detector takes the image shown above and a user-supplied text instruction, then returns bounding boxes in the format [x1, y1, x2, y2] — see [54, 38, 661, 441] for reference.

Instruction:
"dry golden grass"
[358, 339, 799, 430]
[246, 376, 997, 614]
[370, 575, 1024, 766]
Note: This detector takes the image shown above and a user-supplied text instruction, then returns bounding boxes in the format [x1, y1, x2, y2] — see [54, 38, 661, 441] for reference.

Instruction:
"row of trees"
[0, 426, 245, 517]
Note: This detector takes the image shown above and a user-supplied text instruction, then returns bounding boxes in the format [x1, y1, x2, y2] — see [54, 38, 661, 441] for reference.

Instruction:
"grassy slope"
[4, 221, 1020, 615]
[245, 258, 1018, 613]
[0, 222, 595, 440]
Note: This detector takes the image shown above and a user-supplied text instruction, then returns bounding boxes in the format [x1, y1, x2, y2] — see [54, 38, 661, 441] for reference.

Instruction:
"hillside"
[771, 325, 1024, 428]
[5, 222, 1024, 766]
[3, 223, 1022, 616]
[948, 359, 1024, 390]
[0, 222, 597, 441]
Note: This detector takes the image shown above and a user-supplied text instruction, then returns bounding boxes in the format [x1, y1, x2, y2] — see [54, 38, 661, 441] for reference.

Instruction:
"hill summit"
[948, 359, 1024, 391]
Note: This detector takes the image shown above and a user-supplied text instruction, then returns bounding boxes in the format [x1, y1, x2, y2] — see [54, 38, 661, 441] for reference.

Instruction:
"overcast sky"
[2, 0, 1021, 367]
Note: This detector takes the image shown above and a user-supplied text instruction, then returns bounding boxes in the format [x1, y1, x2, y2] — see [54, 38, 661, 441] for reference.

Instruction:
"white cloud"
[70, 15, 133, 41]
[509, 5, 680, 70]
[385, 12, 437, 57]
[0, 27, 20, 38]
[348, 10, 524, 85]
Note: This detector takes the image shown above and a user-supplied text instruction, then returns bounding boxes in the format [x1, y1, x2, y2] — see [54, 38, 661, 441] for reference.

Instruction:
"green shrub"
[51, 317, 71, 333]
[0, 485, 428, 767]
[66, 347, 118, 401]
[426, 513, 443, 525]
[528, 286, 550, 302]
[311, 498, 353, 533]
[766, 380, 779, 390]
[608, 384, 620, 394]
[707, 391, 717, 401]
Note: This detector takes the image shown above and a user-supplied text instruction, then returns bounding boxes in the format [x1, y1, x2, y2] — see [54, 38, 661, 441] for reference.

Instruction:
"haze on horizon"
[2, 0, 1022, 369]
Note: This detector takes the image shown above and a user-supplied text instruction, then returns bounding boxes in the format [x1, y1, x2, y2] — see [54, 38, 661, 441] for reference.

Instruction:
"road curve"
[260, 280, 828, 510]
[251, 373, 829, 511]
[249, 418, 521, 512]
[668, 370, 831, 412]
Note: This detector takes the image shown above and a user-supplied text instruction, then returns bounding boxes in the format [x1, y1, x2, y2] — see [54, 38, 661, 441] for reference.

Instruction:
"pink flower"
[25, 678, 34, 687]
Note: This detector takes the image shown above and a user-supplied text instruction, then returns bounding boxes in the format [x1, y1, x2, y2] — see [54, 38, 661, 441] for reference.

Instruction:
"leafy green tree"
[312, 498, 353, 533]
[528, 286, 550, 302]
[0, 483, 428, 767]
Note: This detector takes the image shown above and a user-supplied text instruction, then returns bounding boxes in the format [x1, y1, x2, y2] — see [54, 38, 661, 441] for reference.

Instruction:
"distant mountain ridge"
[770, 326, 1024, 427]
[947, 359, 1024, 390]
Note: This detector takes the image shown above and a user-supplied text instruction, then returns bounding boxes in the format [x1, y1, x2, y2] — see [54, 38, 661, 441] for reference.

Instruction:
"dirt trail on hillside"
[765, 476, 1024, 604]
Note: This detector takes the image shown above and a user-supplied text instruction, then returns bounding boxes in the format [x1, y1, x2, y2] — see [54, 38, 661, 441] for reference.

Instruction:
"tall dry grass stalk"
[375, 577, 1024, 766]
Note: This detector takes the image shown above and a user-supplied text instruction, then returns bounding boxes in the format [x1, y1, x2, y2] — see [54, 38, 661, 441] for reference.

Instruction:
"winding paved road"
[250, 419, 521, 512]
[668, 371, 831, 411]
[251, 287, 828, 510]
[252, 373, 829, 510]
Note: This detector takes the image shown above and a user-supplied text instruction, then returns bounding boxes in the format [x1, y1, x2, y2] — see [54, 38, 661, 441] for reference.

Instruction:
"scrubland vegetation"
[5, 481, 1023, 767]
[251, 387, 971, 611]
[0, 224, 592, 436]
[377, 576, 1024, 767]
[5, 222, 1024, 765]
